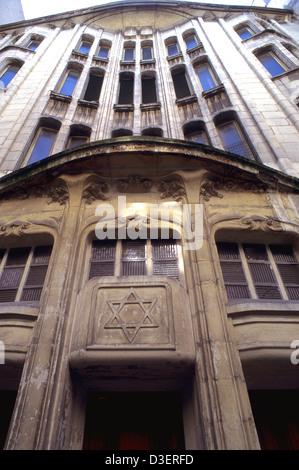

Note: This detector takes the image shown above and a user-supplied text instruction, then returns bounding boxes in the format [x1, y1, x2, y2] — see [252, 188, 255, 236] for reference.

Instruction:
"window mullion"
[239, 243, 257, 299]
[115, 240, 122, 276]
[267, 245, 288, 300]
[147, 240, 152, 276]
[15, 247, 34, 302]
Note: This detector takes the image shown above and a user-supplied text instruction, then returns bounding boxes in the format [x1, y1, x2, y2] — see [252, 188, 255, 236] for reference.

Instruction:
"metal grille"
[121, 240, 146, 276]
[89, 240, 116, 279]
[0, 247, 30, 302]
[270, 245, 299, 300]
[152, 259, 179, 279]
[122, 260, 146, 276]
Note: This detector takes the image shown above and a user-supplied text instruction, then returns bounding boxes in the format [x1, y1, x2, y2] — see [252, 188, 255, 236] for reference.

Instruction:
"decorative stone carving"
[241, 216, 283, 232]
[158, 180, 186, 202]
[105, 288, 158, 343]
[47, 181, 69, 205]
[117, 176, 152, 191]
[200, 179, 223, 201]
[0, 222, 31, 237]
[82, 182, 109, 204]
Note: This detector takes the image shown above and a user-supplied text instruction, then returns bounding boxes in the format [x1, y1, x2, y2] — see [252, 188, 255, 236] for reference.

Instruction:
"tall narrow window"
[171, 69, 192, 100]
[184, 34, 198, 50]
[59, 69, 81, 96]
[27, 39, 42, 51]
[142, 46, 153, 61]
[67, 125, 90, 149]
[97, 46, 109, 59]
[83, 73, 104, 102]
[217, 120, 252, 159]
[78, 40, 92, 54]
[167, 42, 179, 57]
[195, 63, 218, 91]
[89, 240, 116, 278]
[26, 127, 57, 165]
[236, 26, 254, 40]
[217, 242, 299, 301]
[257, 51, 286, 77]
[0, 245, 52, 303]
[121, 240, 147, 276]
[141, 75, 157, 104]
[123, 48, 135, 62]
[0, 63, 22, 88]
[118, 73, 134, 105]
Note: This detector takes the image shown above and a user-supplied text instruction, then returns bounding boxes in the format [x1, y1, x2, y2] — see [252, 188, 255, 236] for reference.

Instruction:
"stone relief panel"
[87, 283, 175, 349]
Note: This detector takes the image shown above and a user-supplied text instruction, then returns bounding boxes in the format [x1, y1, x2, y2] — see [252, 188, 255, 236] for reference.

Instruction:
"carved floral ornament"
[0, 179, 69, 206]
[82, 176, 187, 204]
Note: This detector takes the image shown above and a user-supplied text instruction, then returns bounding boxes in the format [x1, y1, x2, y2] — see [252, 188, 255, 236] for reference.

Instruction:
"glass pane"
[118, 77, 134, 104]
[122, 241, 146, 259]
[60, 70, 80, 95]
[172, 71, 191, 99]
[186, 131, 208, 144]
[259, 53, 285, 77]
[142, 77, 157, 104]
[27, 40, 40, 51]
[142, 47, 152, 61]
[237, 28, 253, 40]
[98, 46, 109, 59]
[83, 74, 103, 101]
[196, 64, 217, 91]
[79, 41, 91, 54]
[27, 128, 57, 165]
[124, 48, 134, 61]
[185, 35, 197, 49]
[168, 43, 179, 56]
[68, 136, 88, 149]
[0, 65, 20, 88]
[218, 122, 250, 158]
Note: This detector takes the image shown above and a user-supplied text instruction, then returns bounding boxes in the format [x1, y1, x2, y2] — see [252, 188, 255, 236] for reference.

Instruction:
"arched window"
[214, 113, 253, 159]
[182, 29, 199, 50]
[183, 121, 209, 145]
[254, 46, 291, 77]
[195, 61, 218, 92]
[83, 69, 104, 102]
[25, 34, 44, 51]
[77, 35, 94, 54]
[118, 72, 134, 105]
[58, 63, 82, 96]
[0, 60, 23, 88]
[24, 118, 61, 166]
[165, 37, 180, 57]
[123, 41, 135, 62]
[141, 72, 157, 104]
[141, 40, 154, 61]
[67, 124, 91, 149]
[97, 39, 111, 59]
[171, 67, 192, 100]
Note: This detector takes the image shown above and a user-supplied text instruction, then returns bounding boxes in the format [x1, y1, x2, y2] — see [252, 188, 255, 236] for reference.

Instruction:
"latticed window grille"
[217, 242, 299, 301]
[0, 245, 52, 303]
[89, 239, 179, 280]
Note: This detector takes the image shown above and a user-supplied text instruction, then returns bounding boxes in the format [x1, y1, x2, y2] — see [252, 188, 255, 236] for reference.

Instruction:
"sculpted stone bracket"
[0, 178, 69, 206]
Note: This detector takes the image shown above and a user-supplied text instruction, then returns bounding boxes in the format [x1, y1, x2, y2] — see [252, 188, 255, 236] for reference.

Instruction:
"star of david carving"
[105, 288, 158, 343]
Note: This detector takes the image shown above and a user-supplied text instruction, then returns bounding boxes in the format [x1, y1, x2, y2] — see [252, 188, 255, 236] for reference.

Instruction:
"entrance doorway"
[83, 392, 185, 450]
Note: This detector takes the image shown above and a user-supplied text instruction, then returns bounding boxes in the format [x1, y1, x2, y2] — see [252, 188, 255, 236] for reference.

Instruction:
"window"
[78, 41, 92, 54]
[0, 63, 22, 88]
[89, 239, 179, 280]
[26, 127, 58, 165]
[217, 120, 252, 159]
[141, 74, 157, 104]
[171, 68, 192, 100]
[83, 72, 104, 102]
[59, 69, 81, 96]
[123, 48, 135, 62]
[195, 63, 218, 91]
[184, 34, 198, 50]
[217, 242, 299, 301]
[0, 245, 52, 302]
[118, 73, 134, 105]
[236, 26, 254, 40]
[67, 125, 90, 149]
[167, 42, 179, 57]
[142, 46, 153, 61]
[183, 121, 209, 144]
[257, 51, 286, 77]
[27, 38, 42, 51]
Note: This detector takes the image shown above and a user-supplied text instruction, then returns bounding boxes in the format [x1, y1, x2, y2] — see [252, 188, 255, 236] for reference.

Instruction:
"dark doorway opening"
[83, 392, 185, 450]
[249, 390, 299, 450]
[0, 391, 17, 449]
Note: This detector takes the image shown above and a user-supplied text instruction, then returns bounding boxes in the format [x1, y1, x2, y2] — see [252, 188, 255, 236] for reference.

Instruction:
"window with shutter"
[217, 242, 299, 302]
[0, 245, 52, 303]
[121, 240, 147, 276]
[88, 239, 180, 280]
[89, 240, 116, 279]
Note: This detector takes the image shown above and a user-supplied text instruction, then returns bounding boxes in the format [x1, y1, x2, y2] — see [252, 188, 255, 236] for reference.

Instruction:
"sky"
[20, 0, 287, 20]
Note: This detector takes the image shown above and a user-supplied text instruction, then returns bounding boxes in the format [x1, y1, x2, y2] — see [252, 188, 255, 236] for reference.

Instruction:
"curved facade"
[0, 1, 299, 450]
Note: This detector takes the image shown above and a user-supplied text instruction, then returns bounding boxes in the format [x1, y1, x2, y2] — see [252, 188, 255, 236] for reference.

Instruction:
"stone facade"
[0, 1, 298, 450]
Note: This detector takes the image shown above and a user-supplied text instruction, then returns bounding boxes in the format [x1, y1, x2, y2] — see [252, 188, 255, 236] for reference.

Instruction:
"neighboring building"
[0, 0, 299, 450]
[0, 0, 24, 25]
